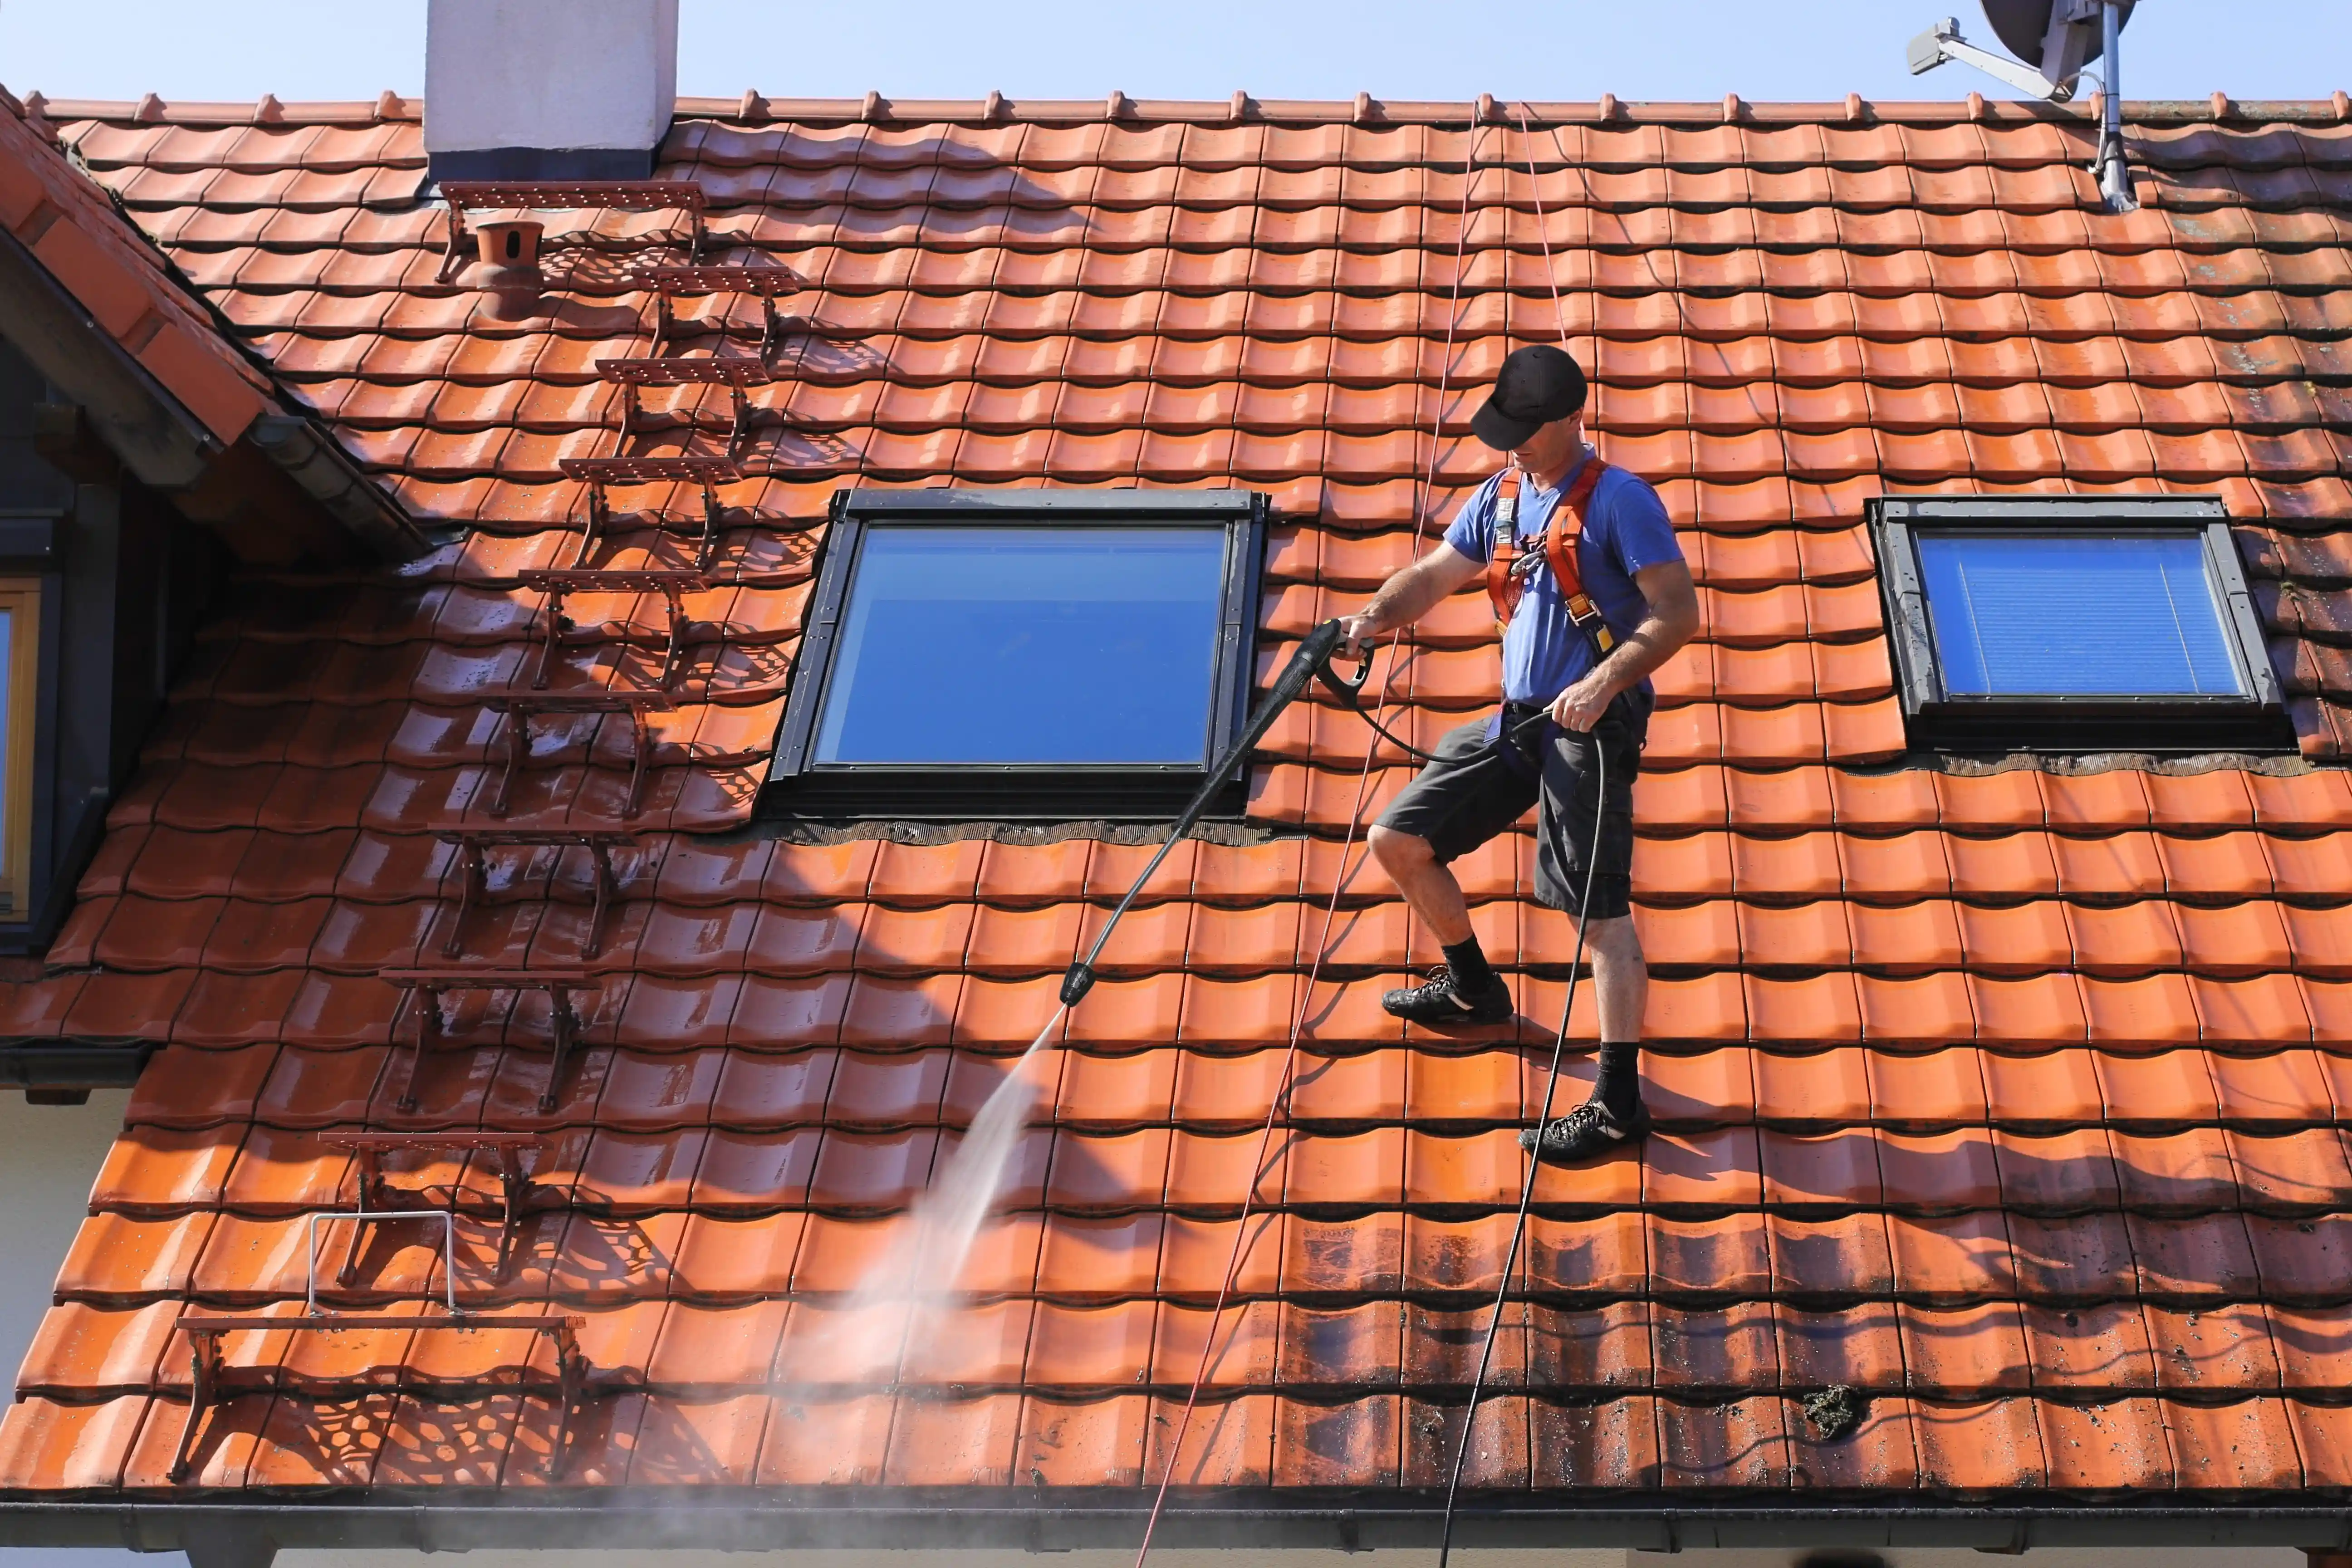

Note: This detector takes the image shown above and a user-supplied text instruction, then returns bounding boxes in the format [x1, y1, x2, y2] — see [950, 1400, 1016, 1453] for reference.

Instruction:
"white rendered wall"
[422, 0, 678, 159]
[0, 1088, 135, 1568]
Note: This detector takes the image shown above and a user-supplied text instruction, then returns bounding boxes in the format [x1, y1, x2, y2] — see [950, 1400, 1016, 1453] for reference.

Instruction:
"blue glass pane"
[1916, 532, 2244, 697]
[814, 526, 1229, 764]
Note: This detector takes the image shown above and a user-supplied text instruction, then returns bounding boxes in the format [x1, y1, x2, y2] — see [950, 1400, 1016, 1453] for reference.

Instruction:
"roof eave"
[0, 222, 216, 490]
[0, 1490, 2346, 1557]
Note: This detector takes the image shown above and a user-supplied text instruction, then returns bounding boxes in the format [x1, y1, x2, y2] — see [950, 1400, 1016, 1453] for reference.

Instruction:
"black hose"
[1312, 629, 1554, 769]
[1435, 718, 1609, 1568]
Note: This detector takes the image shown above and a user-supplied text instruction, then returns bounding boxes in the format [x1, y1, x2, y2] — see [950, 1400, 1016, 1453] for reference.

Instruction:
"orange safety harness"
[1483, 456, 1618, 653]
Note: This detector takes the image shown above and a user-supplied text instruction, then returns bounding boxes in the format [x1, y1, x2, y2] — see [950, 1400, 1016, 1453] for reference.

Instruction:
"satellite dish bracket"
[1906, 16, 2075, 101]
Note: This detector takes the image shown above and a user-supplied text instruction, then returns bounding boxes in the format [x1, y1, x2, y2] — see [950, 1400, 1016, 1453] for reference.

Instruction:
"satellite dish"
[1985, 0, 2136, 67]
[1985, 0, 2136, 86]
[1905, 0, 2141, 213]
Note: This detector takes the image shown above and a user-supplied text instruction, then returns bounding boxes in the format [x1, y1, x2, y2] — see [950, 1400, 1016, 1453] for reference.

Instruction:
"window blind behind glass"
[1916, 533, 2244, 697]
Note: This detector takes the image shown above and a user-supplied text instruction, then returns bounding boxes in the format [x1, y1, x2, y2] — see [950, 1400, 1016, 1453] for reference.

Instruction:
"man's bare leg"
[1368, 825, 1471, 943]
[1374, 826, 1647, 1026]
[1515, 909, 1650, 1160]
[1369, 825, 1511, 1019]
[1578, 914, 1646, 1044]
[1512, 907, 1651, 1165]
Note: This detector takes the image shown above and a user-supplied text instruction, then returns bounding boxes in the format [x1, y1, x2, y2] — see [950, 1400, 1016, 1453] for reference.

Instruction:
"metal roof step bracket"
[320, 1131, 550, 1285]
[636, 263, 805, 358]
[435, 830, 640, 960]
[514, 568, 711, 693]
[557, 456, 737, 569]
[169, 1312, 588, 1484]
[436, 180, 708, 283]
[557, 455, 743, 482]
[382, 969, 600, 1113]
[596, 357, 774, 386]
[597, 355, 777, 461]
[478, 691, 678, 821]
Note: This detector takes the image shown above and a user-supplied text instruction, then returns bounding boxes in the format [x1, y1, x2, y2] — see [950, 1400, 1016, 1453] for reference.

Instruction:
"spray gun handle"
[1308, 620, 1373, 710]
[1278, 619, 1347, 712]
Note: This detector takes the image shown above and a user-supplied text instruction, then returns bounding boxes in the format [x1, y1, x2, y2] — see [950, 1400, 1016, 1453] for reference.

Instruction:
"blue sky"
[1, 0, 2348, 105]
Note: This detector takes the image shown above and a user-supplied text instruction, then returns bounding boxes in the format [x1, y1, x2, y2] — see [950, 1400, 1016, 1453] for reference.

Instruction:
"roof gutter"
[1, 1491, 2347, 1560]
[0, 1039, 152, 1094]
[246, 414, 431, 562]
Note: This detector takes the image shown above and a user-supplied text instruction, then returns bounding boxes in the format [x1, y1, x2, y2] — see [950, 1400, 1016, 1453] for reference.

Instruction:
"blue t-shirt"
[1441, 455, 1685, 705]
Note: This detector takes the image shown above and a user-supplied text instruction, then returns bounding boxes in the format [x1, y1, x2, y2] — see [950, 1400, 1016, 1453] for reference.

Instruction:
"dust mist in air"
[773, 1006, 1068, 1388]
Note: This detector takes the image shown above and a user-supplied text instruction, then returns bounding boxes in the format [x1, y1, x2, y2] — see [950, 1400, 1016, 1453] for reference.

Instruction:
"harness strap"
[1483, 457, 1617, 654]
[1480, 468, 1524, 623]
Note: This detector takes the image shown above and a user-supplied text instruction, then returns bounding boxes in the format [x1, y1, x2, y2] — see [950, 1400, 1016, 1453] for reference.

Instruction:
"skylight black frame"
[1870, 495, 2289, 753]
[764, 487, 1269, 821]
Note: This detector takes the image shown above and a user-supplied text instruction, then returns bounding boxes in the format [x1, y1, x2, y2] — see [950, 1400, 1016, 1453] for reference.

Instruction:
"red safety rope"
[1127, 118, 1490, 1568]
[1517, 103, 1576, 353]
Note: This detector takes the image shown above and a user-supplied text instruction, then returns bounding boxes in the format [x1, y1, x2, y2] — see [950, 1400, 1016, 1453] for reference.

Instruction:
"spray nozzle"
[1058, 961, 1097, 1007]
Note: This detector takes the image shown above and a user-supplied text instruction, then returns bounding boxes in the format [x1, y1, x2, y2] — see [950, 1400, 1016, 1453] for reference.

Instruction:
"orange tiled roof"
[1, 91, 2352, 1523]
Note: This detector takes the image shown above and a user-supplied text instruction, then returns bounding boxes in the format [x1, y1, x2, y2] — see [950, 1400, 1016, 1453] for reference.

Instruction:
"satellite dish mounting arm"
[1907, 16, 2075, 101]
[2089, 0, 2134, 211]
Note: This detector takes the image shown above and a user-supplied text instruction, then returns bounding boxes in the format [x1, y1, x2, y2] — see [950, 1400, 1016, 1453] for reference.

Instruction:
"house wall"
[0, 338, 221, 950]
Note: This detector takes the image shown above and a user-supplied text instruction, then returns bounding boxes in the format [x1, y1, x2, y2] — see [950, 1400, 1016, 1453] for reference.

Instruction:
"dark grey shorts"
[1373, 692, 1650, 918]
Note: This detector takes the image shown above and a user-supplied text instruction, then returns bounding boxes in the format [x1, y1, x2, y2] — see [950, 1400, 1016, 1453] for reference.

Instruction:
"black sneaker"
[1519, 1098, 1652, 1164]
[1380, 965, 1514, 1025]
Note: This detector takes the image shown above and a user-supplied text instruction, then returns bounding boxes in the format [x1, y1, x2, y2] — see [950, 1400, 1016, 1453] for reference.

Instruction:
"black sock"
[1595, 1042, 1640, 1117]
[1440, 936, 1495, 996]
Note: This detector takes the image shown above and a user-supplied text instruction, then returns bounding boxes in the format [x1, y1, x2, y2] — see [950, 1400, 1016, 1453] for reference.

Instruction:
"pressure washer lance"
[1060, 616, 1556, 1008]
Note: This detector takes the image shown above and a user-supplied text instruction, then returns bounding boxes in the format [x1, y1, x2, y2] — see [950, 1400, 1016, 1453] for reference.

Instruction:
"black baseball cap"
[1470, 344, 1588, 451]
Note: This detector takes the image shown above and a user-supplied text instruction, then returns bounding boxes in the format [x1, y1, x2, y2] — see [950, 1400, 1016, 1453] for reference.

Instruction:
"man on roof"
[1340, 344, 1700, 1165]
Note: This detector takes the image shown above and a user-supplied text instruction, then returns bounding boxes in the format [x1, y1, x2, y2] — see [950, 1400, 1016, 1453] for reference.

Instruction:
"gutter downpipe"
[2097, 0, 2138, 212]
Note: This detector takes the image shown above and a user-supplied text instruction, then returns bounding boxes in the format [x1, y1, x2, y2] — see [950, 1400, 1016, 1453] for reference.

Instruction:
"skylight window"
[770, 489, 1265, 818]
[1872, 497, 2285, 751]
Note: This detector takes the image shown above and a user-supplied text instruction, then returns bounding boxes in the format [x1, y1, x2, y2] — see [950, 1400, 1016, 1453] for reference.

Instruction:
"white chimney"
[424, 0, 679, 181]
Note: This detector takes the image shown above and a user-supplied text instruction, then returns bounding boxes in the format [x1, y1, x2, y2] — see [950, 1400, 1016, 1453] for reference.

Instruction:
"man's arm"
[1547, 557, 1700, 733]
[1338, 542, 1486, 653]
